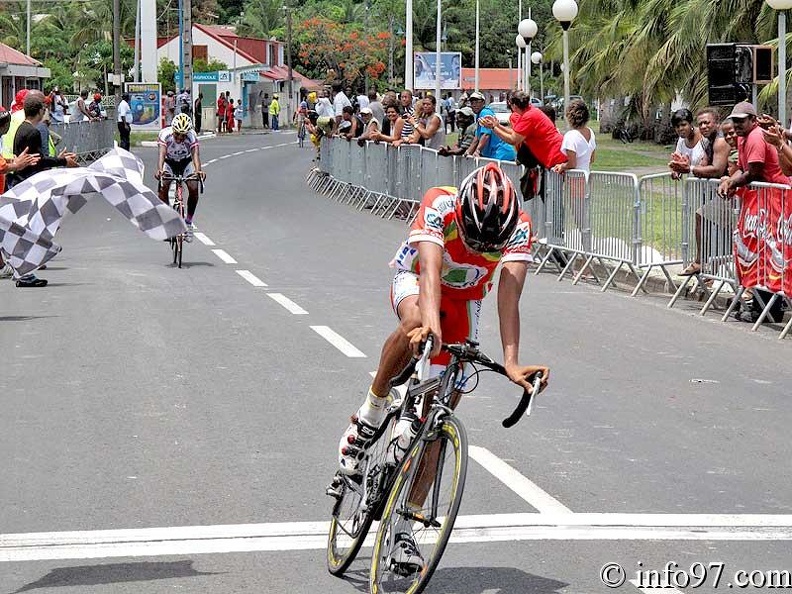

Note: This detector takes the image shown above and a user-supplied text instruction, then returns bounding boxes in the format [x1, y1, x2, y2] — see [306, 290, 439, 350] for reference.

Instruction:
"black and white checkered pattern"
[0, 148, 186, 276]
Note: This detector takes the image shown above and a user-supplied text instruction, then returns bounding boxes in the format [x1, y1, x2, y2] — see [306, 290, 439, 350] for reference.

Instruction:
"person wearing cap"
[269, 93, 281, 131]
[86, 92, 103, 121]
[356, 107, 380, 145]
[466, 91, 517, 161]
[1, 89, 29, 160]
[0, 106, 39, 193]
[718, 101, 790, 199]
[438, 107, 476, 157]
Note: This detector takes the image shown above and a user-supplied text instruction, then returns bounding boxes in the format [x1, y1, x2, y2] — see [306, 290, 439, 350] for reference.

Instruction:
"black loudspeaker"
[753, 45, 774, 84]
[707, 43, 738, 105]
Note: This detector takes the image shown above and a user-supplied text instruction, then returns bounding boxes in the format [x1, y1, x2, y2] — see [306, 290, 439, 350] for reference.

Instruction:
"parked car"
[488, 101, 511, 126]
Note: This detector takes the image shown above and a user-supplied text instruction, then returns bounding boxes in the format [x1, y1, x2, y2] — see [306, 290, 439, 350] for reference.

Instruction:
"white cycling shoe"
[388, 531, 425, 576]
[338, 415, 380, 475]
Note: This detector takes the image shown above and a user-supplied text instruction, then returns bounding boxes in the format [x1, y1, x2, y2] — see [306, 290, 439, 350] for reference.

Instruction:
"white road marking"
[245, 148, 259, 153]
[630, 579, 684, 593]
[193, 232, 215, 246]
[267, 293, 308, 315]
[4, 514, 792, 562]
[310, 326, 366, 357]
[235, 270, 267, 287]
[211, 249, 237, 264]
[205, 159, 217, 165]
[218, 154, 230, 160]
[232, 151, 244, 156]
[469, 446, 573, 515]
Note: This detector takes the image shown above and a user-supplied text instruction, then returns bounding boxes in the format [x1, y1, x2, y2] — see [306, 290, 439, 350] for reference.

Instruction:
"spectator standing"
[332, 85, 352, 133]
[315, 90, 334, 119]
[443, 93, 457, 133]
[357, 107, 380, 143]
[49, 88, 68, 124]
[87, 93, 103, 120]
[178, 89, 192, 116]
[466, 91, 517, 161]
[669, 108, 705, 179]
[194, 92, 203, 133]
[374, 104, 405, 144]
[261, 93, 271, 128]
[117, 92, 132, 151]
[438, 107, 477, 156]
[409, 95, 445, 149]
[72, 90, 92, 123]
[217, 92, 227, 133]
[226, 98, 235, 133]
[234, 101, 243, 133]
[368, 90, 385, 128]
[165, 90, 176, 125]
[552, 99, 596, 175]
[7, 92, 78, 287]
[356, 89, 370, 111]
[269, 94, 281, 131]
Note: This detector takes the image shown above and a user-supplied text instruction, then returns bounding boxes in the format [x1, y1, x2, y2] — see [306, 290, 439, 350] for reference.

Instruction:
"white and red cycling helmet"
[454, 163, 519, 252]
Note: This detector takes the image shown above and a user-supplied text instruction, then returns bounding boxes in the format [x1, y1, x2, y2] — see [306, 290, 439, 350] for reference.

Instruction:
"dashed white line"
[218, 154, 230, 160]
[310, 326, 366, 357]
[205, 159, 217, 165]
[193, 232, 215, 246]
[268, 293, 308, 315]
[469, 446, 573, 515]
[211, 249, 237, 264]
[245, 148, 259, 153]
[235, 270, 267, 287]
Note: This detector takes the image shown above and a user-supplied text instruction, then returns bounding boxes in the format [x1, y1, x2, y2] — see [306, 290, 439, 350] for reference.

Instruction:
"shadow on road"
[12, 560, 224, 592]
[0, 316, 55, 322]
[338, 563, 567, 593]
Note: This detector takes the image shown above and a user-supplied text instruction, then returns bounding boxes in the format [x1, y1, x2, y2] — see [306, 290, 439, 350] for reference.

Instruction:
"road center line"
[211, 249, 237, 264]
[193, 232, 215, 246]
[235, 270, 267, 287]
[469, 446, 572, 515]
[267, 293, 308, 315]
[4, 514, 792, 562]
[310, 326, 366, 358]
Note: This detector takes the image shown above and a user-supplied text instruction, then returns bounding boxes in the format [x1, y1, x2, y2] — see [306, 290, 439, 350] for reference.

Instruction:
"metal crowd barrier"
[305, 137, 792, 337]
[50, 120, 116, 164]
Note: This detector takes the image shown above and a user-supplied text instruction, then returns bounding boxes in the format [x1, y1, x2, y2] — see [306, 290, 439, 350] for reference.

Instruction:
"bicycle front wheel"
[370, 414, 468, 594]
[327, 411, 398, 576]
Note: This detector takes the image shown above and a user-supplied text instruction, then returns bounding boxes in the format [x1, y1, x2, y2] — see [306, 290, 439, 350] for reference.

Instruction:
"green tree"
[159, 58, 178, 94]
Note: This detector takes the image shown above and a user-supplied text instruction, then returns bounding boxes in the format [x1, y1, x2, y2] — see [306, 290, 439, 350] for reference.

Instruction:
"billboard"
[414, 52, 462, 90]
[125, 82, 162, 129]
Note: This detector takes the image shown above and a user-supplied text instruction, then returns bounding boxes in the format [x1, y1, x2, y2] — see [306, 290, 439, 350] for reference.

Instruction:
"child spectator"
[226, 99, 235, 133]
[234, 102, 243, 133]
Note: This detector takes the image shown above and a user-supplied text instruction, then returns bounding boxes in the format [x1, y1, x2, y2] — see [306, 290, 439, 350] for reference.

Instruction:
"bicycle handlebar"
[389, 340, 544, 428]
[159, 172, 205, 194]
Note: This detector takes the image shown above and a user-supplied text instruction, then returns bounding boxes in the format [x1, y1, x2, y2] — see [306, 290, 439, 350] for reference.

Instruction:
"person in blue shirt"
[465, 91, 516, 161]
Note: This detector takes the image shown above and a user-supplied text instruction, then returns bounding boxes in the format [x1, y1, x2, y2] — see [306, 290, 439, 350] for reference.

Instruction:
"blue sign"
[174, 71, 219, 83]
[241, 71, 260, 82]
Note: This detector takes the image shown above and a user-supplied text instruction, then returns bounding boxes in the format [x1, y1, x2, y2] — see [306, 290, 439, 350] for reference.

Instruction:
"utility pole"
[388, 15, 394, 86]
[364, 0, 370, 94]
[182, 0, 193, 93]
[113, 0, 122, 105]
[285, 4, 294, 126]
[26, 0, 31, 56]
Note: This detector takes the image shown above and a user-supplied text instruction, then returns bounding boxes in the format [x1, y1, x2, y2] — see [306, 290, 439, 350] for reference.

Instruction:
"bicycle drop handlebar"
[389, 338, 544, 428]
[159, 172, 205, 194]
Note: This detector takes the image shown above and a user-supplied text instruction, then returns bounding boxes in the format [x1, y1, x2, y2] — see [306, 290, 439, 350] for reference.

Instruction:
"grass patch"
[129, 131, 159, 146]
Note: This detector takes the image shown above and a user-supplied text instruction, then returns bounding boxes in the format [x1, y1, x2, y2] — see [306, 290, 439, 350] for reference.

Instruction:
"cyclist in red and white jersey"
[155, 113, 205, 241]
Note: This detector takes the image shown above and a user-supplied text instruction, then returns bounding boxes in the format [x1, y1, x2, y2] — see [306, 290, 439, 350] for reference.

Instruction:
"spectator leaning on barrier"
[338, 105, 363, 140]
[332, 85, 352, 134]
[409, 95, 445, 149]
[87, 93, 104, 121]
[438, 107, 476, 157]
[722, 120, 739, 176]
[466, 91, 516, 161]
[669, 108, 705, 180]
[552, 99, 596, 175]
[374, 104, 405, 144]
[761, 116, 792, 176]
[718, 101, 790, 198]
[673, 108, 731, 277]
[357, 107, 380, 145]
[49, 88, 68, 124]
[397, 89, 416, 142]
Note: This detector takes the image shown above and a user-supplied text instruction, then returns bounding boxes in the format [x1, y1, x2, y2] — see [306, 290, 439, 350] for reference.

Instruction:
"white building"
[156, 24, 320, 128]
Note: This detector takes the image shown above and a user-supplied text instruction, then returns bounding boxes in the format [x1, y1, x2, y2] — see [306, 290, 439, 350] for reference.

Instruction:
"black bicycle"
[326, 337, 543, 594]
[159, 172, 203, 268]
[615, 124, 634, 144]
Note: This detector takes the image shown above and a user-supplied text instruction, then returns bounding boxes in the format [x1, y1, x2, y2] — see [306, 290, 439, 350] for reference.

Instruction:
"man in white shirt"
[117, 92, 133, 151]
[332, 84, 352, 134]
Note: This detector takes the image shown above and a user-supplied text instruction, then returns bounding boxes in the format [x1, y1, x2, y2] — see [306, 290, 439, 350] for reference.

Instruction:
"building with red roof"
[0, 42, 51, 108]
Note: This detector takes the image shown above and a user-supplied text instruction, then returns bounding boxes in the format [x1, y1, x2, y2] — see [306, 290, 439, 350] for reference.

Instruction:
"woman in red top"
[478, 90, 566, 169]
[226, 99, 235, 133]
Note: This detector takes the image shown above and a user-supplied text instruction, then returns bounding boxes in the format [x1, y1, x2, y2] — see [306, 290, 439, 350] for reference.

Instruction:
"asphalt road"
[2, 131, 792, 594]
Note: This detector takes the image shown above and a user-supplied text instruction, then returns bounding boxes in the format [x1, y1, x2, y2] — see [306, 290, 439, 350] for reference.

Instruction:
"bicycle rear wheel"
[327, 411, 398, 576]
[370, 414, 468, 594]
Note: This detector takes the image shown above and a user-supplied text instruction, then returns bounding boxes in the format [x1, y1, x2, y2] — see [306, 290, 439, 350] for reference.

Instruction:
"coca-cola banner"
[734, 184, 792, 295]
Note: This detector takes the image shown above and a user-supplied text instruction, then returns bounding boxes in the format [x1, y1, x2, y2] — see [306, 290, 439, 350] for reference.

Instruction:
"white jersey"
[157, 127, 198, 162]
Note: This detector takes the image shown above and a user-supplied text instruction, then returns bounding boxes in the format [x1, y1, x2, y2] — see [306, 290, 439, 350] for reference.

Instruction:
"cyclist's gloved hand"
[505, 364, 550, 394]
[407, 326, 442, 358]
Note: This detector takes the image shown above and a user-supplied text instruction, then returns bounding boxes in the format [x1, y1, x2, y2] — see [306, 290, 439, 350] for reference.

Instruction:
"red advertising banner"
[734, 185, 792, 296]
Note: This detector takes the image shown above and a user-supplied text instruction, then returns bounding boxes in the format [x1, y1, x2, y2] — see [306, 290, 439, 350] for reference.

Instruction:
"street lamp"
[518, 18, 537, 96]
[531, 50, 544, 102]
[766, 0, 792, 128]
[515, 34, 526, 91]
[553, 0, 578, 115]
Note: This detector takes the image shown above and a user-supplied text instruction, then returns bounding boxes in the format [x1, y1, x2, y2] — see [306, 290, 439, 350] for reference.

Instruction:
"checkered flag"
[0, 148, 186, 276]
